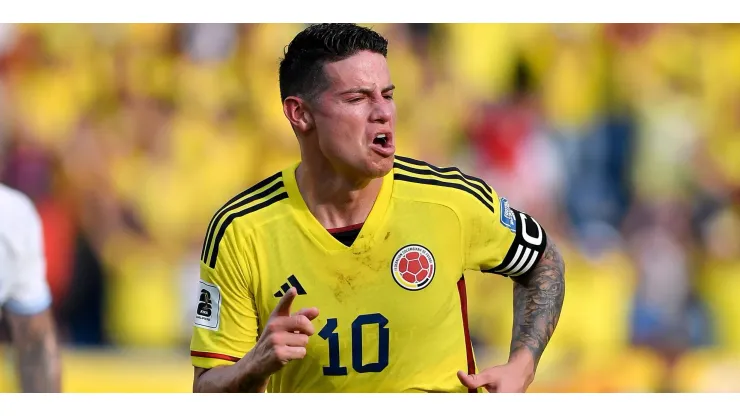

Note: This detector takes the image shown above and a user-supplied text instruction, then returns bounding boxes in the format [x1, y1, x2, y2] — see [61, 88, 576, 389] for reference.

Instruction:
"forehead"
[322, 50, 391, 91]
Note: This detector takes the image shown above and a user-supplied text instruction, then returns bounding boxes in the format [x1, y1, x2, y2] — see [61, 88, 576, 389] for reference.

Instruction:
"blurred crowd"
[1, 23, 740, 392]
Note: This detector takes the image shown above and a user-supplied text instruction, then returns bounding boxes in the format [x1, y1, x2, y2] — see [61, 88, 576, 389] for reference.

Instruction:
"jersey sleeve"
[190, 223, 260, 369]
[4, 195, 52, 315]
[461, 184, 548, 279]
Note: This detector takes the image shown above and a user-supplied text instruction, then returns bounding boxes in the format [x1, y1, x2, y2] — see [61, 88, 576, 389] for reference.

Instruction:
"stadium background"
[0, 23, 739, 392]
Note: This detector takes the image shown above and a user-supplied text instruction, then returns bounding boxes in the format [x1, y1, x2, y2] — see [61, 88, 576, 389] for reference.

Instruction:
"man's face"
[310, 50, 396, 180]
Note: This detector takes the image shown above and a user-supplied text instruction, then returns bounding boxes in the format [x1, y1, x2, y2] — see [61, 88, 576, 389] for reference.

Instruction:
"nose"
[370, 98, 393, 124]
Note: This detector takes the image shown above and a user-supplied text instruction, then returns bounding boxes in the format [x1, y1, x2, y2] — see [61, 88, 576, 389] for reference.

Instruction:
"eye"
[383, 94, 394, 101]
[347, 96, 364, 103]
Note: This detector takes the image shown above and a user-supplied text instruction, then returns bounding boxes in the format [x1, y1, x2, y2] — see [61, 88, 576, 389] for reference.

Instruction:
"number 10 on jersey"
[318, 313, 389, 376]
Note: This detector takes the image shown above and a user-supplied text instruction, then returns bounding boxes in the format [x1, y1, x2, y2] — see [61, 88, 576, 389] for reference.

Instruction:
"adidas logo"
[274, 275, 307, 298]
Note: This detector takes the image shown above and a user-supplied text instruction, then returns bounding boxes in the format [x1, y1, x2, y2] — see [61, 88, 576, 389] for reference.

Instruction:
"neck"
[295, 160, 383, 230]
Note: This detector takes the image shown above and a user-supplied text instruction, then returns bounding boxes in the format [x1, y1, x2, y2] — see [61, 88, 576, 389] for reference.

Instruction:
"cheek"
[317, 110, 366, 144]
[314, 119, 352, 159]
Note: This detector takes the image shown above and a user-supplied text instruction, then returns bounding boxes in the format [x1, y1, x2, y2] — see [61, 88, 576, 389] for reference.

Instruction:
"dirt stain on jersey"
[333, 273, 357, 303]
[357, 254, 385, 273]
[337, 273, 356, 289]
[350, 236, 372, 256]
[466, 215, 485, 251]
[352, 236, 385, 272]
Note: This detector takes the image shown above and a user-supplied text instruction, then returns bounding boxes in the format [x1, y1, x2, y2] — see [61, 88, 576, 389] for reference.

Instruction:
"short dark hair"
[278, 23, 389, 102]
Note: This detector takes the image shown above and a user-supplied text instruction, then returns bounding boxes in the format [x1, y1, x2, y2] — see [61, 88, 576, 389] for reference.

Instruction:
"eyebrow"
[340, 84, 395, 95]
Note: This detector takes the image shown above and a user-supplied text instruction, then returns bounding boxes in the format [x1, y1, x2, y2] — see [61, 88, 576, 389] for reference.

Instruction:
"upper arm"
[0, 193, 57, 364]
[2, 194, 52, 317]
[460, 185, 549, 279]
[190, 221, 260, 370]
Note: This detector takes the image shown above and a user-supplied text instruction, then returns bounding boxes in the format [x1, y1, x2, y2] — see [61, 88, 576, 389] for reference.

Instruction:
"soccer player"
[191, 23, 565, 393]
[0, 183, 61, 392]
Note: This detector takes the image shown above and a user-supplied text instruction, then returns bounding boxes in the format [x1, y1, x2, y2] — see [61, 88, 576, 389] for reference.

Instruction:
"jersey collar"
[282, 162, 394, 253]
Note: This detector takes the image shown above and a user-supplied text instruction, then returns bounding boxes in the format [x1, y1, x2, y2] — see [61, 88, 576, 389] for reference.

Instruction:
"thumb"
[457, 370, 489, 390]
[271, 287, 297, 318]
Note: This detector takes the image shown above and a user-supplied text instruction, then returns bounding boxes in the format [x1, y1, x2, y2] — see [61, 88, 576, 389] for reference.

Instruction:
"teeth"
[376, 134, 387, 139]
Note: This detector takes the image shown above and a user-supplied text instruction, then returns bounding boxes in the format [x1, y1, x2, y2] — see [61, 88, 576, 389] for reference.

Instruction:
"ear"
[283, 96, 314, 133]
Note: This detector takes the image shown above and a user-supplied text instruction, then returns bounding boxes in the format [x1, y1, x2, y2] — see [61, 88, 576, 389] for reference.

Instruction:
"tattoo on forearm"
[510, 239, 565, 368]
[10, 312, 61, 392]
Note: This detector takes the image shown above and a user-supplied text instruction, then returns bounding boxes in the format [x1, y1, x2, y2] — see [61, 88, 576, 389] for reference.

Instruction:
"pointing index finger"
[271, 287, 297, 318]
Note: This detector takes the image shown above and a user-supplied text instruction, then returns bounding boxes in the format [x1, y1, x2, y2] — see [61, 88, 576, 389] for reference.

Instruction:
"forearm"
[509, 238, 565, 371]
[194, 356, 269, 393]
[18, 333, 61, 392]
[9, 311, 61, 392]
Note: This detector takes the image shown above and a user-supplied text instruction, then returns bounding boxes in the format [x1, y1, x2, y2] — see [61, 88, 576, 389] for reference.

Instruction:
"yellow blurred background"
[1, 23, 740, 392]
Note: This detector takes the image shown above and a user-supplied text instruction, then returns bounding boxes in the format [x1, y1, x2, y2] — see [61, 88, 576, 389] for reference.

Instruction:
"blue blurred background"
[1, 23, 739, 392]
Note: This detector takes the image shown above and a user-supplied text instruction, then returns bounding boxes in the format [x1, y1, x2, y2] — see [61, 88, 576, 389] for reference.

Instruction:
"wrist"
[236, 353, 270, 392]
[508, 348, 536, 378]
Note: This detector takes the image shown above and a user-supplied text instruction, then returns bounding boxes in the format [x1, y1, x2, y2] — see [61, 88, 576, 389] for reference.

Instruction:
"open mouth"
[373, 133, 388, 146]
[370, 133, 395, 157]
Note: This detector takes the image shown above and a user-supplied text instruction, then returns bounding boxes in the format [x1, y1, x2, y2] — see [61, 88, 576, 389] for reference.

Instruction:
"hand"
[246, 287, 319, 379]
[457, 352, 535, 393]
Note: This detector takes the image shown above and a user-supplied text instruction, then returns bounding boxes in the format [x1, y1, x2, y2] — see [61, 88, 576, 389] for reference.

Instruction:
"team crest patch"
[499, 197, 517, 233]
[391, 245, 436, 291]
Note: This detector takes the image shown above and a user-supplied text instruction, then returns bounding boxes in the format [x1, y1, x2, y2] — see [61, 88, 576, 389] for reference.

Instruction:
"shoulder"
[200, 171, 289, 267]
[208, 170, 290, 232]
[0, 184, 42, 248]
[0, 184, 39, 222]
[391, 155, 498, 216]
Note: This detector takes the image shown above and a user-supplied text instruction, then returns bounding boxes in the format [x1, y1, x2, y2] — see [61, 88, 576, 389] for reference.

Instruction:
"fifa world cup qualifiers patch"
[499, 197, 516, 233]
[194, 280, 222, 331]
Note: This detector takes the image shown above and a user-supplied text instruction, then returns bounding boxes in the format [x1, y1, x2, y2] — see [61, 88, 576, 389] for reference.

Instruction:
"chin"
[365, 155, 394, 178]
[330, 152, 394, 181]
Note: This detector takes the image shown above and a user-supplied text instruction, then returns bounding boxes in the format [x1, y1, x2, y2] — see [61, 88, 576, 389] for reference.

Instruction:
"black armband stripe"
[200, 171, 283, 260]
[483, 208, 547, 278]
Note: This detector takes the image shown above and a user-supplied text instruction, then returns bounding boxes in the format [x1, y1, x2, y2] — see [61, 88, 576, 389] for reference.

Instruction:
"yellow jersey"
[190, 155, 549, 393]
